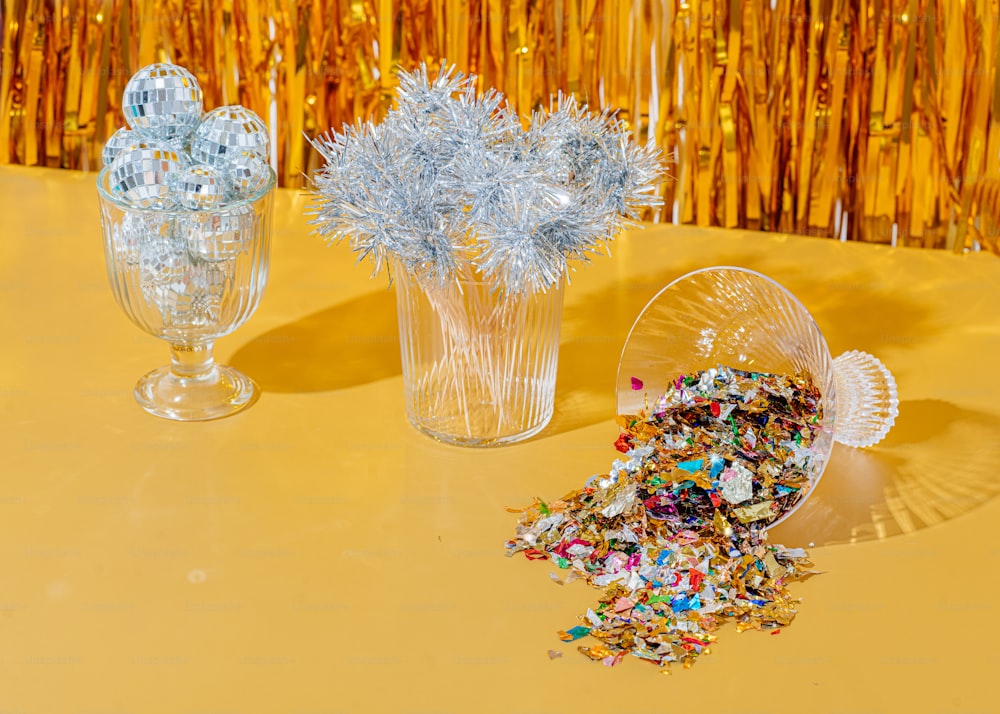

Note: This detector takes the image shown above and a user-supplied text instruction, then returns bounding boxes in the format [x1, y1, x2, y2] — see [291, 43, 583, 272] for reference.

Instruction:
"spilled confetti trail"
[507, 367, 823, 670]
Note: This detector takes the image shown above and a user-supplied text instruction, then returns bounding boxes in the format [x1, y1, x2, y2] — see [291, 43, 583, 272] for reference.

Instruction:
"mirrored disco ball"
[115, 212, 175, 265]
[157, 257, 233, 328]
[160, 276, 198, 326]
[190, 106, 269, 169]
[122, 63, 203, 140]
[110, 142, 188, 209]
[176, 165, 226, 210]
[189, 263, 230, 325]
[226, 151, 271, 199]
[171, 140, 193, 162]
[114, 213, 146, 266]
[185, 205, 256, 262]
[103, 127, 137, 167]
[139, 236, 189, 308]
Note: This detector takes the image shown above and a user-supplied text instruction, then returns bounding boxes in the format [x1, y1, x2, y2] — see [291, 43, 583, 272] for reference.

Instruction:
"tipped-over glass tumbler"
[616, 266, 898, 525]
[97, 167, 275, 420]
[395, 267, 564, 446]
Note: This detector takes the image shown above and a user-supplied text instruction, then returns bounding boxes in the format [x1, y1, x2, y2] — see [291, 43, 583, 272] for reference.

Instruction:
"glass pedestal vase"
[97, 166, 275, 421]
[394, 267, 565, 446]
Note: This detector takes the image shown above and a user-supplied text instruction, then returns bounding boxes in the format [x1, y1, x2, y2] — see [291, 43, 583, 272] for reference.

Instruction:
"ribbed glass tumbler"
[394, 267, 564, 446]
[97, 166, 275, 421]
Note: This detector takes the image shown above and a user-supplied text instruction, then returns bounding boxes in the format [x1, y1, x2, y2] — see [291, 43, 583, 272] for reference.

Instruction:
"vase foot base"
[135, 364, 259, 421]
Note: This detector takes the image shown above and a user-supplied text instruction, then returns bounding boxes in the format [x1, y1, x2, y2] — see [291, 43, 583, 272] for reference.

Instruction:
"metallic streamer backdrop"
[1, 0, 997, 251]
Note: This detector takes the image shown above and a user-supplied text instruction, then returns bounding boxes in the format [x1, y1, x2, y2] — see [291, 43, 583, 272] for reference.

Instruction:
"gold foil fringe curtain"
[2, 0, 998, 251]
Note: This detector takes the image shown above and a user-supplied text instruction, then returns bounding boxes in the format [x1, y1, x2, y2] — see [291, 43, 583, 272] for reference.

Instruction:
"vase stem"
[170, 342, 216, 379]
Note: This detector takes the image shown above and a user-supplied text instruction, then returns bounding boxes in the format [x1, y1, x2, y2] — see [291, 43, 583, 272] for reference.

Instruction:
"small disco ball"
[186, 205, 256, 262]
[139, 237, 190, 310]
[226, 151, 271, 200]
[175, 164, 226, 211]
[114, 212, 175, 266]
[103, 126, 137, 167]
[113, 213, 145, 266]
[109, 142, 188, 209]
[160, 278, 197, 326]
[122, 63, 203, 140]
[159, 271, 228, 327]
[190, 105, 269, 169]
[197, 262, 231, 299]
[189, 264, 230, 325]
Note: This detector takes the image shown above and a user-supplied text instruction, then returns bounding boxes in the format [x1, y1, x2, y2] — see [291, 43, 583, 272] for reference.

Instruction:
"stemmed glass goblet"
[97, 166, 275, 420]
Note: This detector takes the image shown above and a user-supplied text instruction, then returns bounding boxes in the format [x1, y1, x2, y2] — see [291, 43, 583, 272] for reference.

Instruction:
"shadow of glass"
[229, 290, 401, 392]
[778, 268, 937, 357]
[770, 399, 1000, 547]
[537, 254, 748, 440]
[540, 258, 937, 438]
[536, 252, 986, 544]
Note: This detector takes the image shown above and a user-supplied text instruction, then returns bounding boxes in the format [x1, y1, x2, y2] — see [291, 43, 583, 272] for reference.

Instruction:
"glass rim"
[391, 257, 567, 293]
[615, 265, 835, 412]
[96, 163, 277, 214]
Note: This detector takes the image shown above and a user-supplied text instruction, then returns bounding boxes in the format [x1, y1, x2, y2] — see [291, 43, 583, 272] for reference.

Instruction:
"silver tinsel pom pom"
[310, 63, 666, 293]
[122, 63, 203, 140]
[191, 106, 270, 169]
[109, 142, 188, 209]
[175, 165, 226, 210]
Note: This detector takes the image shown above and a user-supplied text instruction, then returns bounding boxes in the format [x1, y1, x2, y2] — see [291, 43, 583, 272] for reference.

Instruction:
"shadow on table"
[538, 257, 729, 441]
[234, 257, 996, 548]
[539, 255, 937, 439]
[229, 289, 401, 392]
[535, 253, 994, 546]
[769, 399, 1000, 547]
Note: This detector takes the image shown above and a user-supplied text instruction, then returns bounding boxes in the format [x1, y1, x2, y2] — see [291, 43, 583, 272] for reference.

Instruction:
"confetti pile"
[507, 366, 824, 670]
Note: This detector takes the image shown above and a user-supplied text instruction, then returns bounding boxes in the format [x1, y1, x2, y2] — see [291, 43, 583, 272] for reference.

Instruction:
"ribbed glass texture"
[395, 269, 564, 447]
[98, 169, 273, 342]
[96, 166, 275, 420]
[616, 267, 898, 526]
[832, 350, 899, 448]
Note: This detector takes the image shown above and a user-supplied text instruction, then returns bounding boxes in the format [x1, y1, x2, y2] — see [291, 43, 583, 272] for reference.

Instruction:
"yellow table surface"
[2, 165, 999, 713]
